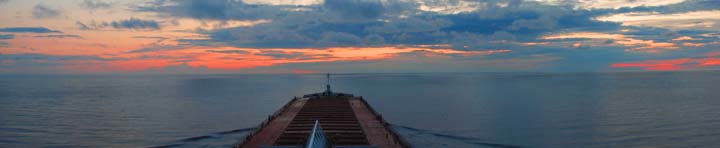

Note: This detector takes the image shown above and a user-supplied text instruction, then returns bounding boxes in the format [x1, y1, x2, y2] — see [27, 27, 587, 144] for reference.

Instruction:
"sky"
[0, 0, 719, 74]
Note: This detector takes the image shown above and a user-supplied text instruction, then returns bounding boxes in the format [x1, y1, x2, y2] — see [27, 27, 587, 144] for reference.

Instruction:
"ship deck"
[235, 95, 410, 148]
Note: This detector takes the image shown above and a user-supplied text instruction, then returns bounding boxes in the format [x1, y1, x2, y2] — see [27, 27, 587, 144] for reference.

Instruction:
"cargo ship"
[235, 74, 411, 148]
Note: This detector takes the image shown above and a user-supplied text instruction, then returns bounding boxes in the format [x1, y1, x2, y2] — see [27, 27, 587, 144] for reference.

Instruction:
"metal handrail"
[358, 97, 413, 148]
[305, 120, 327, 148]
[235, 97, 299, 148]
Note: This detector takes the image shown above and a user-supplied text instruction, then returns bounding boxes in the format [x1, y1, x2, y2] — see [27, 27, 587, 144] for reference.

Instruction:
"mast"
[325, 73, 332, 94]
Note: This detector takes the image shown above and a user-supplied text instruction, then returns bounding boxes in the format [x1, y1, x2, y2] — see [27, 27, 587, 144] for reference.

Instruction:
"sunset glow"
[1, 0, 719, 73]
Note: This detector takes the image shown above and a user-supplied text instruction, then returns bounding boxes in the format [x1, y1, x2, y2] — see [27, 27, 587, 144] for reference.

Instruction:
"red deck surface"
[236, 96, 410, 148]
[350, 98, 407, 148]
[237, 98, 307, 148]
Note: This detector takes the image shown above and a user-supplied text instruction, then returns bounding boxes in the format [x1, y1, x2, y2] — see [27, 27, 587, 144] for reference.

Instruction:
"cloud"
[132, 36, 169, 43]
[0, 27, 61, 33]
[110, 18, 161, 30]
[324, 0, 385, 22]
[75, 21, 110, 30]
[206, 49, 249, 54]
[243, 50, 542, 73]
[76, 21, 94, 30]
[33, 34, 84, 39]
[365, 17, 452, 34]
[508, 15, 559, 30]
[125, 45, 512, 72]
[0, 34, 15, 40]
[681, 42, 705, 47]
[0, 34, 11, 47]
[541, 32, 625, 40]
[5, 0, 720, 73]
[162, 0, 637, 49]
[0, 0, 9, 5]
[126, 43, 193, 53]
[0, 53, 119, 61]
[596, 10, 720, 31]
[573, 0, 688, 9]
[364, 34, 385, 45]
[33, 4, 61, 19]
[202, 23, 315, 48]
[79, 19, 164, 31]
[611, 58, 720, 71]
[258, 50, 312, 59]
[317, 32, 364, 46]
[243, 0, 321, 6]
[80, 0, 113, 9]
[142, 0, 238, 19]
[541, 32, 682, 53]
[610, 50, 720, 71]
[672, 36, 697, 41]
[135, 0, 285, 20]
[416, 0, 484, 14]
[132, 36, 168, 40]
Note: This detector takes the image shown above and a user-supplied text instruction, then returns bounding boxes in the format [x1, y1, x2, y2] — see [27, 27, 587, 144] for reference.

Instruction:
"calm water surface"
[1, 72, 719, 147]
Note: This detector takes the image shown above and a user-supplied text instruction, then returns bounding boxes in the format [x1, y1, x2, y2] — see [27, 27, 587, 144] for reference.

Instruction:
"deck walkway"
[350, 98, 405, 148]
[237, 98, 307, 148]
[236, 96, 410, 148]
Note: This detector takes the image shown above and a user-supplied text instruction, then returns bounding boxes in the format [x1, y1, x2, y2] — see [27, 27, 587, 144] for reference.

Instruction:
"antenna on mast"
[325, 73, 332, 94]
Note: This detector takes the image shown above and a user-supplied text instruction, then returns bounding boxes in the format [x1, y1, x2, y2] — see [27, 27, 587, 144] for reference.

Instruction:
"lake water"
[1, 72, 719, 148]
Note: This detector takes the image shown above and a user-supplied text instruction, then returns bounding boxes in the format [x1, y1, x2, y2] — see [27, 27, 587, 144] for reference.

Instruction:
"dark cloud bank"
[0, 27, 61, 33]
[128, 0, 720, 71]
[80, 0, 113, 9]
[76, 18, 161, 30]
[134, 0, 720, 50]
[32, 4, 61, 19]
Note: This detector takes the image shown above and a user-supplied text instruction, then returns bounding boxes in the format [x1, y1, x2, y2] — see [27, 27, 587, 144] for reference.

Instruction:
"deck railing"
[235, 97, 300, 148]
[236, 96, 413, 148]
[305, 120, 328, 148]
[358, 96, 413, 148]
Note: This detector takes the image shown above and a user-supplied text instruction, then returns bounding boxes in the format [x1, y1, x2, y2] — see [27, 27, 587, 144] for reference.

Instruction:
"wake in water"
[391, 124, 522, 148]
[149, 127, 256, 148]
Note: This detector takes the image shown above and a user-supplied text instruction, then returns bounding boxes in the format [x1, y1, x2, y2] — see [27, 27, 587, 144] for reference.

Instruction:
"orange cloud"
[53, 45, 511, 72]
[572, 42, 583, 48]
[541, 32, 625, 40]
[595, 10, 720, 30]
[672, 36, 697, 41]
[612, 57, 720, 71]
[518, 42, 550, 46]
[707, 51, 720, 57]
[611, 58, 691, 71]
[681, 42, 705, 47]
[541, 32, 679, 53]
[624, 40, 678, 53]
